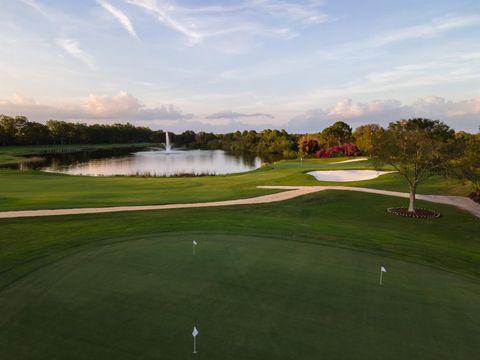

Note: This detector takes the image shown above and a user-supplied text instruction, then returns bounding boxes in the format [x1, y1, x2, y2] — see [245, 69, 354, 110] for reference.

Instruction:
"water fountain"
[165, 131, 171, 153]
[37, 128, 262, 176]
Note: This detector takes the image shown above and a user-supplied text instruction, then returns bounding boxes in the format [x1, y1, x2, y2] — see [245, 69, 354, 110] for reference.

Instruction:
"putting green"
[0, 234, 479, 360]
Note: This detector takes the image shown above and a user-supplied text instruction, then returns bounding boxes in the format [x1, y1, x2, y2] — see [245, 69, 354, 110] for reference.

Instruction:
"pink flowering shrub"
[314, 143, 360, 158]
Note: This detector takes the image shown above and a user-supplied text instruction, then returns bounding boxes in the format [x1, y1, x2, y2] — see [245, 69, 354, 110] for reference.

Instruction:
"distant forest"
[2, 115, 477, 160]
[0, 115, 299, 157]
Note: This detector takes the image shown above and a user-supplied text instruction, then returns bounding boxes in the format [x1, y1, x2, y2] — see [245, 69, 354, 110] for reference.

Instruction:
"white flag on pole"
[379, 266, 387, 285]
[192, 240, 198, 255]
[192, 326, 199, 354]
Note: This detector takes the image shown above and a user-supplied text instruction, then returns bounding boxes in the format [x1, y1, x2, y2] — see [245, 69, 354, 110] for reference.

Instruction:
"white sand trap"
[308, 170, 395, 182]
[332, 157, 368, 164]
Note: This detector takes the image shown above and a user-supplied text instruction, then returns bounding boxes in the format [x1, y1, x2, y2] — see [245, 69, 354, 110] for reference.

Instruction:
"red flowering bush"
[314, 143, 360, 158]
[300, 139, 319, 155]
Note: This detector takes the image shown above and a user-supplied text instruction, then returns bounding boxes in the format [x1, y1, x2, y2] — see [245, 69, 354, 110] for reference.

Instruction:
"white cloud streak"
[57, 38, 96, 70]
[97, 0, 138, 39]
[125, 0, 203, 43]
[371, 15, 480, 46]
[125, 0, 329, 44]
[206, 110, 274, 120]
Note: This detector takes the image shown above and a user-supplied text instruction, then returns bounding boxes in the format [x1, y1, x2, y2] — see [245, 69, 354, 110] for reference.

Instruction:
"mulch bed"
[387, 207, 441, 219]
[469, 192, 480, 204]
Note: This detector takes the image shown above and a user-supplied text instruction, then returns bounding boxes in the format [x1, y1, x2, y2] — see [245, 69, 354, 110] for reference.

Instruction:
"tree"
[452, 132, 480, 201]
[46, 120, 70, 145]
[298, 134, 319, 157]
[321, 121, 353, 147]
[353, 124, 384, 156]
[0, 115, 18, 145]
[0, 115, 28, 145]
[372, 118, 456, 213]
[21, 122, 50, 145]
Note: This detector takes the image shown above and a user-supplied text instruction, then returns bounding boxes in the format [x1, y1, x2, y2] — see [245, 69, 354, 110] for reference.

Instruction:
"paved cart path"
[0, 186, 478, 219]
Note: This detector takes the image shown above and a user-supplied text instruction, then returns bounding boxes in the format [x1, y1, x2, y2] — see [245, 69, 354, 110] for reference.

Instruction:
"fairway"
[0, 189, 479, 359]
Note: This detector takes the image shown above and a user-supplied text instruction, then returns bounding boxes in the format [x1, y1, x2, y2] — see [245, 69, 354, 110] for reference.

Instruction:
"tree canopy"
[353, 124, 384, 155]
[452, 132, 480, 201]
[321, 121, 353, 147]
[372, 118, 456, 212]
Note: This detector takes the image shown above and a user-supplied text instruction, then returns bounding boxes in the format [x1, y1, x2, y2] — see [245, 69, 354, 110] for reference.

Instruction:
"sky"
[0, 0, 479, 133]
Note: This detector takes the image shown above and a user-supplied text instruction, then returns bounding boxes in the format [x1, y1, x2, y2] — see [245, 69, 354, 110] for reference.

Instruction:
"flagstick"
[380, 270, 383, 285]
[193, 243, 195, 256]
[193, 335, 197, 354]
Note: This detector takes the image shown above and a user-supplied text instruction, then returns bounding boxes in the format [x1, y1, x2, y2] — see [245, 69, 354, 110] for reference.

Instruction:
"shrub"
[314, 144, 360, 158]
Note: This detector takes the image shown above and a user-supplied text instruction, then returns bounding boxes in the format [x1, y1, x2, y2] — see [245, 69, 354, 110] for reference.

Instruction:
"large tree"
[321, 121, 353, 147]
[353, 124, 384, 156]
[372, 118, 456, 213]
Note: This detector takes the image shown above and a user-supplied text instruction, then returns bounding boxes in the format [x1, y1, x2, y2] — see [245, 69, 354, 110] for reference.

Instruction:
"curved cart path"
[0, 186, 478, 219]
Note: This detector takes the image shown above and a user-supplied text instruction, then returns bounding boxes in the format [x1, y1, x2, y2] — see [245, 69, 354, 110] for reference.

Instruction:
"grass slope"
[0, 192, 479, 359]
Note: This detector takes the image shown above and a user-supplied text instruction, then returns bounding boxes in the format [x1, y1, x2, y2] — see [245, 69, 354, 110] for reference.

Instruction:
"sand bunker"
[308, 170, 395, 182]
[331, 157, 368, 164]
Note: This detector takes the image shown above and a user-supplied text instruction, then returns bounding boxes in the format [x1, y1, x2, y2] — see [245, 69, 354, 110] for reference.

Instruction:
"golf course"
[0, 154, 479, 359]
[3, 0, 480, 357]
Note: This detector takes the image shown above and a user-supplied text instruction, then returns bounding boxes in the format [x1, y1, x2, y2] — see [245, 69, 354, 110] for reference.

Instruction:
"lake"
[8, 148, 263, 177]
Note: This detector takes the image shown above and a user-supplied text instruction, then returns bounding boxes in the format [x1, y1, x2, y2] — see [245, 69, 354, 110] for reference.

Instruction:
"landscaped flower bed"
[387, 207, 441, 219]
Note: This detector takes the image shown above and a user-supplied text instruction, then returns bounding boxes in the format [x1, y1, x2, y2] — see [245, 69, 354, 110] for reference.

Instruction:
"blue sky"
[0, 0, 479, 132]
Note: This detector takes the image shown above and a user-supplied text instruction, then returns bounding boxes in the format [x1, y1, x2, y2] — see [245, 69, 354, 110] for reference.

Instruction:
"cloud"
[125, 0, 329, 44]
[206, 110, 274, 120]
[0, 92, 193, 122]
[1, 93, 479, 133]
[19, 0, 43, 12]
[82, 92, 193, 120]
[289, 97, 480, 133]
[371, 15, 480, 47]
[97, 0, 138, 39]
[327, 98, 403, 118]
[57, 38, 96, 70]
[247, 0, 329, 25]
[125, 0, 204, 44]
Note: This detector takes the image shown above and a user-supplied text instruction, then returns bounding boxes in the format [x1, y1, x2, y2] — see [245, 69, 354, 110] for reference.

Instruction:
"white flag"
[381, 266, 387, 273]
[192, 326, 199, 337]
[193, 240, 198, 246]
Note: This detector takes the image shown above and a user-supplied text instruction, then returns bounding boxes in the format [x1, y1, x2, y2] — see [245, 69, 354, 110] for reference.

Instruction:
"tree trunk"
[408, 183, 417, 213]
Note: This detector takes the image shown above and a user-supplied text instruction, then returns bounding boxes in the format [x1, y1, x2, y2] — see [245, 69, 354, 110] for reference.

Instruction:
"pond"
[6, 148, 263, 177]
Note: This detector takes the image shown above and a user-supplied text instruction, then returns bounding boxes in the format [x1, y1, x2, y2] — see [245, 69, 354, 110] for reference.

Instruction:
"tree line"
[0, 115, 164, 145]
[0, 115, 299, 157]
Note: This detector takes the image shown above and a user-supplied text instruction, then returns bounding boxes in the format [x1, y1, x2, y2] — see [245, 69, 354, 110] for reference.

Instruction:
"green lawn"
[0, 152, 478, 359]
[0, 191, 479, 359]
[0, 157, 472, 211]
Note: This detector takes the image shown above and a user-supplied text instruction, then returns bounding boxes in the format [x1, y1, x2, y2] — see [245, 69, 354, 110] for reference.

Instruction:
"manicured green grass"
[0, 157, 472, 211]
[0, 192, 479, 359]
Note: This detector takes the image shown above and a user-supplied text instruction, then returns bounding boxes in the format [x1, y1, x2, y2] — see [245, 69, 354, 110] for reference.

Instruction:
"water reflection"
[8, 149, 263, 176]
